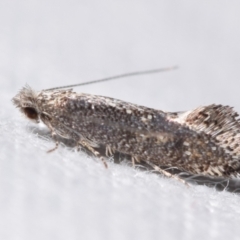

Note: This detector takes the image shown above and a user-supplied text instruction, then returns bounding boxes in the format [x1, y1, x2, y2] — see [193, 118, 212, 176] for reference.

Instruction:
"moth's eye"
[23, 107, 38, 120]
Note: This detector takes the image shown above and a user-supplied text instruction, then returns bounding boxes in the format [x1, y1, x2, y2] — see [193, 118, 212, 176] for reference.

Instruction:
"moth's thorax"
[37, 89, 75, 111]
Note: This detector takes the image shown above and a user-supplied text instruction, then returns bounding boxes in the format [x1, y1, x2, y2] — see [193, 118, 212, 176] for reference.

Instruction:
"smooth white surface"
[1, 1, 240, 240]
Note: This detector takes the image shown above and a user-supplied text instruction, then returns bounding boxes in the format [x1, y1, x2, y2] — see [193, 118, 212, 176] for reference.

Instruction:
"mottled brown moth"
[12, 67, 240, 183]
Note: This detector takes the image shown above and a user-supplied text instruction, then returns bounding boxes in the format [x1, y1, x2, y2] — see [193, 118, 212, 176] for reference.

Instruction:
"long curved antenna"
[44, 66, 178, 91]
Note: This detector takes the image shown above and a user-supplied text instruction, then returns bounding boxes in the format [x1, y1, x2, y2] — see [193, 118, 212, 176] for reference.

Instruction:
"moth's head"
[12, 85, 40, 123]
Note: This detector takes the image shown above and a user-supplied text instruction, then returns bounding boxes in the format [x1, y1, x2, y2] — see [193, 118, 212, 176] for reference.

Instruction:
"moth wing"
[169, 104, 240, 158]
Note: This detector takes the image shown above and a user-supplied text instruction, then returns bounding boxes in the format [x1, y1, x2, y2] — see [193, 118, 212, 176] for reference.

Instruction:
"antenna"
[44, 66, 178, 91]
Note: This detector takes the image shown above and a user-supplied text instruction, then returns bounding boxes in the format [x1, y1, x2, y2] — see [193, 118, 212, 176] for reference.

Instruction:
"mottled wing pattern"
[12, 86, 240, 178]
[50, 93, 240, 177]
[169, 104, 240, 177]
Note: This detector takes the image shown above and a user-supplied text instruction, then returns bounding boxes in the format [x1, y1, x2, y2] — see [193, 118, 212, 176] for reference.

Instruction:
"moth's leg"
[79, 140, 108, 168]
[131, 156, 141, 168]
[132, 157, 136, 168]
[105, 145, 115, 157]
[145, 160, 189, 186]
[76, 144, 81, 152]
[47, 131, 59, 153]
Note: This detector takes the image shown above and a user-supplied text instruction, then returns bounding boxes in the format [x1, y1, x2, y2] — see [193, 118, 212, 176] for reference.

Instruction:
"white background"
[1, 1, 240, 240]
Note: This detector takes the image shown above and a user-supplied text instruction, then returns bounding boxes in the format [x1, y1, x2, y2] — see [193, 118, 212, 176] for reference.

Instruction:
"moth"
[12, 67, 240, 182]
